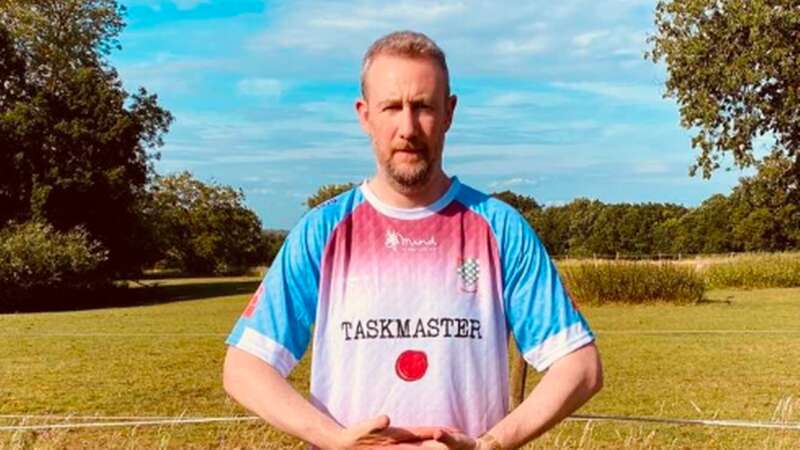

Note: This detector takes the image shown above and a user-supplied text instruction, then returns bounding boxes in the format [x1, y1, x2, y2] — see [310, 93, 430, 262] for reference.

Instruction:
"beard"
[384, 147, 435, 190]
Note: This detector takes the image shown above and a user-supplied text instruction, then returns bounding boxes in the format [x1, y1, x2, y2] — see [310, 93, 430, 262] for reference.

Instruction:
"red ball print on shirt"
[395, 350, 428, 381]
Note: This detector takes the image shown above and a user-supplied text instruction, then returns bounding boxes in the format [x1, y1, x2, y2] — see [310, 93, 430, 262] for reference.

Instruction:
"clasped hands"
[332, 414, 484, 450]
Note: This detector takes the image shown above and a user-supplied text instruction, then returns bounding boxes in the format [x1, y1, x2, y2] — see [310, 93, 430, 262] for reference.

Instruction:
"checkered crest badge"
[456, 258, 480, 293]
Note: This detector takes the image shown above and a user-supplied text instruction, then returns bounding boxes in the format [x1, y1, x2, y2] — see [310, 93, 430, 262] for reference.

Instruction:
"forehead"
[364, 54, 446, 100]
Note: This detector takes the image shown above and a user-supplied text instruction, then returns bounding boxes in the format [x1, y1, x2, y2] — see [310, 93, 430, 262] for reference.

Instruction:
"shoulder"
[288, 186, 365, 245]
[455, 181, 532, 237]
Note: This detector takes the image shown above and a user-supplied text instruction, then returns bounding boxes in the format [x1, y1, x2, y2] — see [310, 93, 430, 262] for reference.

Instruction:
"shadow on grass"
[0, 279, 260, 314]
[696, 294, 735, 305]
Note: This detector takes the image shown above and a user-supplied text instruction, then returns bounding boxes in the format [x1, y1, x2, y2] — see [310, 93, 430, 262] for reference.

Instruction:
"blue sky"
[111, 0, 751, 229]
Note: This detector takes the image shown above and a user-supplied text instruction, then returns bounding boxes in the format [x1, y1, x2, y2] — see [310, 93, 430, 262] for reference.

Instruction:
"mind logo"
[457, 258, 480, 293]
[385, 229, 401, 251]
[384, 229, 437, 252]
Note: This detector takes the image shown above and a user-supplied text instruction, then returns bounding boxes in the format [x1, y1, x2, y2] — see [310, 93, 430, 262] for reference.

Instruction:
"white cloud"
[172, 0, 210, 10]
[126, 0, 211, 11]
[237, 78, 284, 99]
[573, 30, 610, 48]
[489, 177, 539, 188]
[238, 0, 661, 82]
[116, 52, 234, 94]
[485, 91, 570, 108]
[552, 81, 666, 104]
[494, 37, 550, 56]
[632, 161, 671, 175]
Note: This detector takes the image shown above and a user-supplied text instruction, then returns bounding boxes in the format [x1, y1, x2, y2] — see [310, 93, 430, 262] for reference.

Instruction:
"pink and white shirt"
[226, 177, 594, 438]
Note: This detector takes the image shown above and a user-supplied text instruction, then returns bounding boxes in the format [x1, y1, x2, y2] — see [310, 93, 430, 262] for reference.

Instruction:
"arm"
[223, 346, 343, 448]
[427, 343, 602, 450]
[481, 342, 603, 449]
[223, 346, 442, 449]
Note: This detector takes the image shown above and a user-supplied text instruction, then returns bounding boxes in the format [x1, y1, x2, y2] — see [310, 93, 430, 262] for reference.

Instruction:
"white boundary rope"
[596, 330, 800, 335]
[0, 333, 227, 337]
[3, 330, 799, 338]
[1, 413, 799, 432]
[0, 416, 259, 431]
[0, 414, 192, 420]
[570, 413, 800, 430]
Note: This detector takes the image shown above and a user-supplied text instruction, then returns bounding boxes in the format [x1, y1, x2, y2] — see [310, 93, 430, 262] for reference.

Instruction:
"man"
[223, 30, 603, 449]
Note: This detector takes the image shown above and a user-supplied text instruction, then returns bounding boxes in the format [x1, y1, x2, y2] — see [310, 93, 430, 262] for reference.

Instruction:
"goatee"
[387, 158, 432, 190]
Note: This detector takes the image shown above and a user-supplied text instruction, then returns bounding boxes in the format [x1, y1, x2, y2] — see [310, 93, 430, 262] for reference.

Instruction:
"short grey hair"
[360, 30, 450, 99]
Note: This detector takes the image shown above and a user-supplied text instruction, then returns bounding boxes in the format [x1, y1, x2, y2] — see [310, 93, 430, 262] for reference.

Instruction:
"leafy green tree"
[0, 1, 172, 273]
[144, 172, 264, 275]
[668, 194, 737, 254]
[526, 206, 571, 256]
[491, 190, 541, 214]
[261, 229, 288, 267]
[649, 0, 800, 184]
[0, 221, 109, 310]
[0, 23, 28, 217]
[306, 182, 355, 209]
[728, 152, 800, 251]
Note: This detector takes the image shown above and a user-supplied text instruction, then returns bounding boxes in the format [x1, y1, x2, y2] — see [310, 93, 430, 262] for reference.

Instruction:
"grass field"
[1, 277, 799, 449]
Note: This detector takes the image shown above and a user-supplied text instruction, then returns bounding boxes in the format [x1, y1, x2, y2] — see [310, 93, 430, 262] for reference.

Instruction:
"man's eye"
[383, 105, 401, 111]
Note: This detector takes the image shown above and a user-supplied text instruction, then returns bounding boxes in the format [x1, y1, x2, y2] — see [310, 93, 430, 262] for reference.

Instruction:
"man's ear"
[355, 97, 371, 135]
[444, 94, 457, 132]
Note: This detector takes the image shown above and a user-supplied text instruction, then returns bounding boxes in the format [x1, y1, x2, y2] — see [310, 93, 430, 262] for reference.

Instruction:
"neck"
[368, 170, 451, 208]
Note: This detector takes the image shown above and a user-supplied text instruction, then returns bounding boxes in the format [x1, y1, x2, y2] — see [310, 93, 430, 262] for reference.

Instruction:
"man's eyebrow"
[376, 96, 433, 107]
[376, 98, 401, 108]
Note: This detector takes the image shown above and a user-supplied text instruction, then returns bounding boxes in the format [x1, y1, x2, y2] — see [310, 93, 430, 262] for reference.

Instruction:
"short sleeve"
[225, 220, 323, 377]
[502, 218, 594, 372]
[225, 187, 364, 376]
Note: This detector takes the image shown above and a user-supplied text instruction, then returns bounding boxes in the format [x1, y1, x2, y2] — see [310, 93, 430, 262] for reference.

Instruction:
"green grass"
[559, 261, 706, 304]
[701, 252, 800, 289]
[1, 278, 799, 449]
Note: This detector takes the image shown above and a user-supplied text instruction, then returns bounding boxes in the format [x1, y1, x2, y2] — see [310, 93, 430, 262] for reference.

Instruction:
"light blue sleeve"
[225, 188, 363, 376]
[500, 214, 595, 371]
[460, 185, 594, 372]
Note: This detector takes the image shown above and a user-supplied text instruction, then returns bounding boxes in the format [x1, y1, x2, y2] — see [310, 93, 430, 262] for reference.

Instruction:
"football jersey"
[226, 176, 594, 439]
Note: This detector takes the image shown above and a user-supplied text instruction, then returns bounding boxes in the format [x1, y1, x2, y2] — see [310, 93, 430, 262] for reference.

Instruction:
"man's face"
[356, 54, 457, 190]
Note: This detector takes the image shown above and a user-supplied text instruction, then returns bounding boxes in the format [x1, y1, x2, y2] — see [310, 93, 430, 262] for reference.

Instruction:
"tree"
[728, 152, 800, 251]
[261, 229, 287, 267]
[491, 190, 541, 214]
[306, 182, 355, 209]
[0, 0, 124, 89]
[0, 1, 172, 273]
[668, 194, 737, 254]
[144, 172, 264, 275]
[648, 0, 800, 186]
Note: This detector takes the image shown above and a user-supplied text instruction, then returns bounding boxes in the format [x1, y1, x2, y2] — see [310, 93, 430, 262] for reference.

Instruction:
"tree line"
[306, 152, 800, 260]
[524, 153, 799, 257]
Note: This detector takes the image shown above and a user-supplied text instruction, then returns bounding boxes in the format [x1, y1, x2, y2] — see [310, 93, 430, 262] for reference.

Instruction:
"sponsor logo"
[457, 258, 480, 293]
[384, 229, 438, 252]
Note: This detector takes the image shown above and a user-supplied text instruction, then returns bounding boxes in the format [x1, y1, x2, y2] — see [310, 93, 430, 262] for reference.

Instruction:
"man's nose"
[397, 106, 419, 140]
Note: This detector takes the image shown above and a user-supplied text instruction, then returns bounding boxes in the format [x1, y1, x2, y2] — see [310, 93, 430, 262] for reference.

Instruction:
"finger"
[434, 430, 474, 448]
[384, 442, 447, 449]
[433, 429, 455, 444]
[393, 426, 448, 440]
[418, 441, 450, 449]
[369, 415, 391, 433]
[353, 414, 391, 437]
[380, 426, 443, 443]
